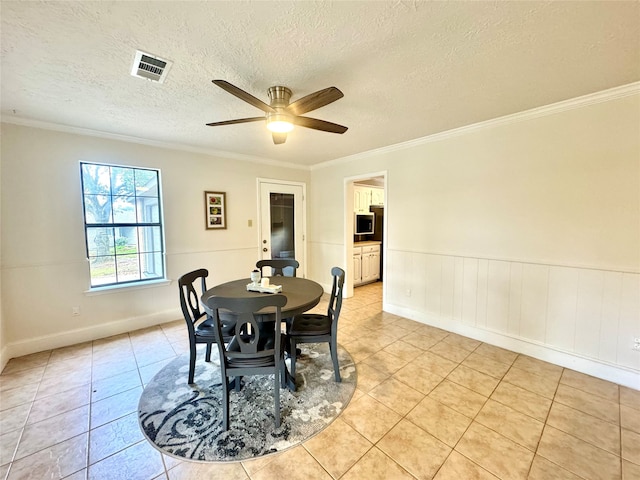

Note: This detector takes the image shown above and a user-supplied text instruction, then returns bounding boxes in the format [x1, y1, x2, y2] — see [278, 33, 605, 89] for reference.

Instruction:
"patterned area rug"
[138, 343, 356, 462]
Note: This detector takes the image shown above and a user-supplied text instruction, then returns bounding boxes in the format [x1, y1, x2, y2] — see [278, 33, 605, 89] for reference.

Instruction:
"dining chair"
[178, 269, 234, 384]
[205, 294, 288, 430]
[287, 266, 345, 387]
[256, 258, 299, 277]
[256, 258, 300, 346]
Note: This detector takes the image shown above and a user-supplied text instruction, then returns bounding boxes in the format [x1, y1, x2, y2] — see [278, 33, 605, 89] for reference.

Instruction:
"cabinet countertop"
[354, 241, 381, 247]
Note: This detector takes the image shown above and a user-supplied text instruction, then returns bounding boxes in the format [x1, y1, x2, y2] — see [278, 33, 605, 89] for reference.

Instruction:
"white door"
[259, 180, 306, 276]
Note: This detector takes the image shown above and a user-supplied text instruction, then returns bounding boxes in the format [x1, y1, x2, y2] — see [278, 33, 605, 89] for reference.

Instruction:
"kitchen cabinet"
[361, 244, 380, 283]
[354, 185, 384, 213]
[353, 242, 380, 285]
[371, 187, 384, 206]
[354, 186, 369, 213]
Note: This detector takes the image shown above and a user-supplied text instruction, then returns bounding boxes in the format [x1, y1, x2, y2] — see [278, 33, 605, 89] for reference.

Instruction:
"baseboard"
[385, 303, 640, 390]
[3, 308, 182, 362]
[0, 344, 10, 374]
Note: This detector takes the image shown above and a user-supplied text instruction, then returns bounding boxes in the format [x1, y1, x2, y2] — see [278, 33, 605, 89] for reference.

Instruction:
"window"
[80, 162, 165, 287]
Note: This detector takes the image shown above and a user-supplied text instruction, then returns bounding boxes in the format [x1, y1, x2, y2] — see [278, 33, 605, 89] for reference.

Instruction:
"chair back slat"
[232, 311, 262, 355]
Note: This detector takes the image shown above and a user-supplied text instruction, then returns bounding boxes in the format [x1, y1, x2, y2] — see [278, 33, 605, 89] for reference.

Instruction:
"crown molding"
[312, 81, 640, 171]
[0, 116, 309, 171]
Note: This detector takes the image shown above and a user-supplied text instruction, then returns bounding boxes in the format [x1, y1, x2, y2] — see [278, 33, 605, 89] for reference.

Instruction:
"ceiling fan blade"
[286, 87, 344, 116]
[272, 133, 287, 144]
[293, 116, 348, 134]
[206, 117, 264, 127]
[212, 80, 275, 114]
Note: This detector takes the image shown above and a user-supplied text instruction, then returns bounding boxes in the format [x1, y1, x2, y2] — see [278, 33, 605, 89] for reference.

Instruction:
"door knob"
[263, 248, 268, 252]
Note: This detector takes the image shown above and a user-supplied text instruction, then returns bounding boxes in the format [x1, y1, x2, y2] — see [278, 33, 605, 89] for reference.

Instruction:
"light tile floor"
[1, 282, 639, 479]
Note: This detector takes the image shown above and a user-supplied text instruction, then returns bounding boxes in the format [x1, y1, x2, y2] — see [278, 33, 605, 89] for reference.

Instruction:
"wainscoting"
[385, 250, 639, 388]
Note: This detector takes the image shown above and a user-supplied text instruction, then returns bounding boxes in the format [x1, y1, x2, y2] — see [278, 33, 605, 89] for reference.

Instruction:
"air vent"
[131, 50, 172, 83]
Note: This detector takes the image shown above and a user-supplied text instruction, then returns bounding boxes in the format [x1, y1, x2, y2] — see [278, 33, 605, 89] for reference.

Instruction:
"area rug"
[138, 343, 356, 462]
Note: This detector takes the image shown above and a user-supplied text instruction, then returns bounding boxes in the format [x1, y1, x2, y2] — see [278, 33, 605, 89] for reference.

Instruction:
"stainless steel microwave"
[355, 213, 375, 234]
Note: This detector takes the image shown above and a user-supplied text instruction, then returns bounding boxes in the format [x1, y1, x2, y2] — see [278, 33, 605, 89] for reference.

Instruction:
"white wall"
[0, 124, 309, 366]
[0, 143, 3, 366]
[309, 87, 640, 388]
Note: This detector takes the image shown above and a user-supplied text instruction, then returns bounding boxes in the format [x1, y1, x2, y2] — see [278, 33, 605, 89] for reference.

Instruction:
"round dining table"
[201, 276, 324, 319]
[200, 276, 324, 391]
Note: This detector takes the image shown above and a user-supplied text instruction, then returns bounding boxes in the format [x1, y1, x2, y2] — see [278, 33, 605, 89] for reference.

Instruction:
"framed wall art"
[204, 191, 226, 229]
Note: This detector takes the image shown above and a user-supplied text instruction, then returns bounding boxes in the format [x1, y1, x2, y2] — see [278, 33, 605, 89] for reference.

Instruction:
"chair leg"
[290, 338, 298, 379]
[188, 341, 196, 384]
[222, 377, 230, 431]
[330, 338, 341, 382]
[205, 343, 212, 362]
[274, 368, 281, 428]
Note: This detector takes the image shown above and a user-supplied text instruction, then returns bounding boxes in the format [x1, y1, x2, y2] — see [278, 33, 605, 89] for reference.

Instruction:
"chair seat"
[226, 332, 283, 354]
[228, 355, 275, 367]
[195, 317, 235, 339]
[288, 314, 331, 336]
[194, 318, 217, 338]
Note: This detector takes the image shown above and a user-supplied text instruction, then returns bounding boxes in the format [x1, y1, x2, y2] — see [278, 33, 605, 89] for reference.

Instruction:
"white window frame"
[80, 161, 166, 289]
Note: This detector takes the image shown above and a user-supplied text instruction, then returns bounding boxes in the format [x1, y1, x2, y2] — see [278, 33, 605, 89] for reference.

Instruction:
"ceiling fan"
[206, 80, 348, 145]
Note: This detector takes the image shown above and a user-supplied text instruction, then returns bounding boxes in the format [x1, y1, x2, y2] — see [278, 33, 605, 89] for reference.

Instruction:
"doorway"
[345, 172, 386, 300]
[258, 179, 306, 277]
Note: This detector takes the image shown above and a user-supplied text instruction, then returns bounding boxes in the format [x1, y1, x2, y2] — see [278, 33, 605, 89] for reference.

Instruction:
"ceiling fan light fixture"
[266, 113, 294, 133]
[207, 80, 347, 144]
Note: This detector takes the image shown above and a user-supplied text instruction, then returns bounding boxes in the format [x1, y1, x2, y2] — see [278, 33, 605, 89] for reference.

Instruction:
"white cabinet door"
[361, 252, 371, 282]
[371, 187, 384, 206]
[369, 251, 380, 280]
[353, 188, 363, 213]
[354, 186, 371, 213]
[353, 252, 362, 284]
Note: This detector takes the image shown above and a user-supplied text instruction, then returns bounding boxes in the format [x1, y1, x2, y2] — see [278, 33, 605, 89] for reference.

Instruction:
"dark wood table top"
[201, 276, 324, 319]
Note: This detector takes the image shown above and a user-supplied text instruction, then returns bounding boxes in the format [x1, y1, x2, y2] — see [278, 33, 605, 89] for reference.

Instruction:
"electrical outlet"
[633, 337, 640, 351]
[72, 306, 80, 316]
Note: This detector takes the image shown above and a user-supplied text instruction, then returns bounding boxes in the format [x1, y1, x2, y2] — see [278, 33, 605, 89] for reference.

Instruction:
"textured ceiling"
[1, 1, 639, 167]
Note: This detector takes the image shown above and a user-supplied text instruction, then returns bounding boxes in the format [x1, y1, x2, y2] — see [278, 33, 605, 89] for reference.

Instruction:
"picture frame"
[204, 191, 226, 229]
